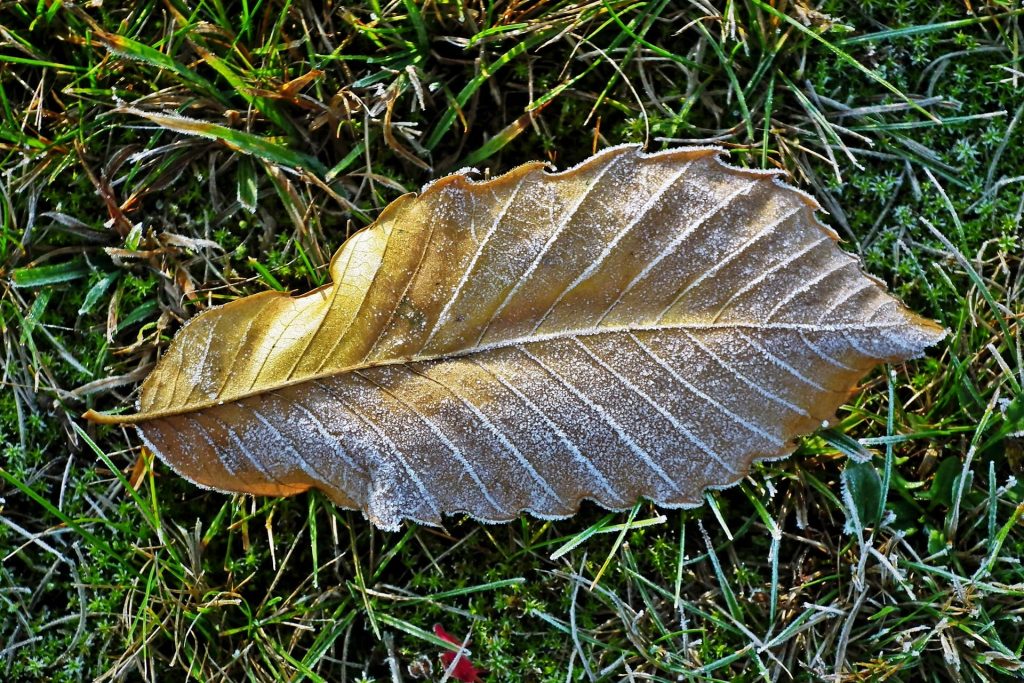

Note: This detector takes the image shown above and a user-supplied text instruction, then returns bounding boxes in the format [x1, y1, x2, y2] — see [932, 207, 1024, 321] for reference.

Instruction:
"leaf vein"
[475, 154, 623, 346]
[407, 364, 563, 505]
[314, 379, 442, 521]
[628, 333, 783, 448]
[574, 337, 738, 474]
[517, 343, 683, 493]
[423, 176, 529, 350]
[681, 330, 812, 417]
[597, 178, 759, 327]
[353, 370, 506, 515]
[469, 358, 625, 506]
[533, 161, 698, 333]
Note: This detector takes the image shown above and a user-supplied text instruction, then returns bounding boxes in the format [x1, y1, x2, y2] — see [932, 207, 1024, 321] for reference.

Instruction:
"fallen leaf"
[84, 145, 946, 529]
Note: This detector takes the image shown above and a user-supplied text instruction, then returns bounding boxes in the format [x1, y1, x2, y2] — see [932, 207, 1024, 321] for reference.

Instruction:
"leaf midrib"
[85, 319, 910, 425]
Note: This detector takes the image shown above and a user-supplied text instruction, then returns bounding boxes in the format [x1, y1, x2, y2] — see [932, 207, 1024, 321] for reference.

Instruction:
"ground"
[1, 1, 1022, 681]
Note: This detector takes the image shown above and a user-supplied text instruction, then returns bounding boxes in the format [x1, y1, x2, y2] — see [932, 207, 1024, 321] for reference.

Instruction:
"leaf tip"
[891, 303, 949, 356]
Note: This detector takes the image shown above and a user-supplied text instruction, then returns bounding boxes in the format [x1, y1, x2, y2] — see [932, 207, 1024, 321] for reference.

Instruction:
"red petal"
[450, 657, 483, 683]
[433, 624, 484, 683]
[433, 624, 459, 645]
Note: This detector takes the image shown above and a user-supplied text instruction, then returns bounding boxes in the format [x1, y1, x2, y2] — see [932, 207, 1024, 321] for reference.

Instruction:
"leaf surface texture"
[87, 146, 946, 529]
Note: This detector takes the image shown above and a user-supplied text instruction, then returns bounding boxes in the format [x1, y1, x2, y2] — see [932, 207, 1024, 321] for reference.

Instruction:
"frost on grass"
[85, 146, 946, 530]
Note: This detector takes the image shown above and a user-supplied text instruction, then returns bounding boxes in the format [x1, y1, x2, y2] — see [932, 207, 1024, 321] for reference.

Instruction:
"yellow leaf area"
[85, 146, 945, 530]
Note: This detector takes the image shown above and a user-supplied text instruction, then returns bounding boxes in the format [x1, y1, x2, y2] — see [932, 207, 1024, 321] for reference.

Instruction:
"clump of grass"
[1, 1, 1022, 681]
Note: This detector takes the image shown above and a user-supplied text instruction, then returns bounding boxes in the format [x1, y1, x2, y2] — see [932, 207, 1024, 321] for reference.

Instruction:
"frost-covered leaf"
[84, 145, 946, 530]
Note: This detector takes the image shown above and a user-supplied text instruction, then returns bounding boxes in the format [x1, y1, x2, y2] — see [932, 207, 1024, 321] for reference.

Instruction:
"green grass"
[1, 1, 1022, 680]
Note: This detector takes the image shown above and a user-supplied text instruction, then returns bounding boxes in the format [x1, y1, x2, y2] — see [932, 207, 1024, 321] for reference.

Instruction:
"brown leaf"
[84, 146, 946, 530]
